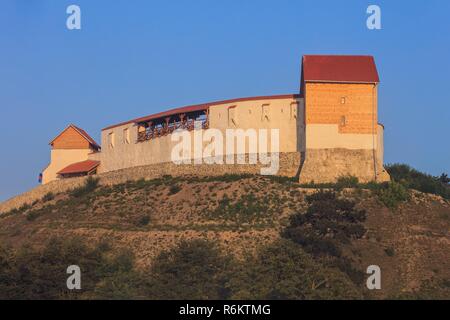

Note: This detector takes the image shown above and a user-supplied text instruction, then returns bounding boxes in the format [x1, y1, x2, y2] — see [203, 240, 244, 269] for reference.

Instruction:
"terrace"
[136, 109, 209, 142]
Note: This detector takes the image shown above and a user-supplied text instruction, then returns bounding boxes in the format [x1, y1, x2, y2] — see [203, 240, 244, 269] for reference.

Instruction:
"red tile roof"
[302, 55, 379, 84]
[49, 124, 101, 150]
[57, 160, 100, 175]
[102, 94, 301, 130]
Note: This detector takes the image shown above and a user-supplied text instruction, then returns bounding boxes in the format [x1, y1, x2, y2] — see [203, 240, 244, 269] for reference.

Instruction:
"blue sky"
[0, 0, 449, 201]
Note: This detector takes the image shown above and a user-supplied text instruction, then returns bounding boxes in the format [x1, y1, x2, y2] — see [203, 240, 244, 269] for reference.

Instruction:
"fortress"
[42, 55, 390, 185]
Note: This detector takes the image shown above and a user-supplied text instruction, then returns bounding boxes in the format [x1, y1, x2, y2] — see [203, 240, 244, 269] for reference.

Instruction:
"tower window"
[341, 97, 346, 104]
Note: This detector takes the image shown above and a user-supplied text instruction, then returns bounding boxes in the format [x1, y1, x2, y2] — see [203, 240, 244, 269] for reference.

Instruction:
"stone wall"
[0, 152, 301, 214]
[299, 148, 390, 183]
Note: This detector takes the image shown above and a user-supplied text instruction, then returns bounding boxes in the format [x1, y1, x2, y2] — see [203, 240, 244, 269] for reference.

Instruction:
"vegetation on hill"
[385, 164, 450, 200]
[282, 191, 366, 283]
[0, 237, 363, 300]
[0, 164, 448, 300]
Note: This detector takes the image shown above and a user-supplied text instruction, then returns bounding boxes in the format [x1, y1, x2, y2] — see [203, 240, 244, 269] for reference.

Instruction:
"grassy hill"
[0, 165, 449, 300]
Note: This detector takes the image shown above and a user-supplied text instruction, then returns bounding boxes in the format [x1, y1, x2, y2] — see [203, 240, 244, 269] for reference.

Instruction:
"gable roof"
[57, 160, 100, 175]
[301, 55, 379, 84]
[49, 124, 101, 150]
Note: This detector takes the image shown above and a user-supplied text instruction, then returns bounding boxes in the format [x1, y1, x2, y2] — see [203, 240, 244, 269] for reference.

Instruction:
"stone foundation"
[299, 148, 390, 183]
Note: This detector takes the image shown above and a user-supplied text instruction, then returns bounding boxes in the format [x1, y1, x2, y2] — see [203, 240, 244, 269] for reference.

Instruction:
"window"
[290, 102, 298, 119]
[340, 116, 346, 126]
[228, 106, 237, 126]
[123, 128, 130, 144]
[340, 97, 346, 104]
[261, 104, 270, 122]
[108, 132, 115, 148]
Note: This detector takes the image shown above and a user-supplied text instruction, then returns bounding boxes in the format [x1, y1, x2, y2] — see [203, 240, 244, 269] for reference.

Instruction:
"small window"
[340, 97, 346, 104]
[261, 104, 270, 122]
[108, 132, 115, 148]
[228, 106, 237, 127]
[340, 116, 346, 126]
[123, 128, 130, 144]
[290, 102, 298, 119]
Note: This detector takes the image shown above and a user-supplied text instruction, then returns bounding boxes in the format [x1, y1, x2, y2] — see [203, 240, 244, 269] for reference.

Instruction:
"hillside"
[0, 173, 449, 299]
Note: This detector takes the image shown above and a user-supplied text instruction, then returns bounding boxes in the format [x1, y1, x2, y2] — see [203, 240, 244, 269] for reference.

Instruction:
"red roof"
[57, 160, 100, 175]
[302, 55, 379, 84]
[102, 94, 300, 130]
[50, 124, 101, 150]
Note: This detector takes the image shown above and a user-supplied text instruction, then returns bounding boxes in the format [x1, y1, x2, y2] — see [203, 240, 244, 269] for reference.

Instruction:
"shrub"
[377, 181, 410, 209]
[0, 237, 140, 300]
[70, 176, 100, 198]
[208, 193, 272, 223]
[143, 239, 233, 299]
[385, 247, 395, 257]
[335, 176, 359, 190]
[26, 206, 52, 221]
[228, 240, 362, 300]
[18, 203, 31, 212]
[42, 192, 55, 202]
[137, 215, 150, 226]
[386, 164, 450, 199]
[168, 184, 181, 195]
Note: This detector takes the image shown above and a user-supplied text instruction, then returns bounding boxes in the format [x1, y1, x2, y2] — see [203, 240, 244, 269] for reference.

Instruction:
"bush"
[386, 164, 450, 199]
[0, 237, 140, 300]
[0, 237, 368, 300]
[42, 192, 55, 202]
[335, 176, 359, 190]
[385, 247, 395, 257]
[143, 239, 233, 299]
[70, 176, 100, 198]
[26, 206, 52, 221]
[228, 240, 362, 300]
[209, 193, 272, 223]
[377, 181, 410, 209]
[168, 184, 182, 195]
[137, 215, 150, 226]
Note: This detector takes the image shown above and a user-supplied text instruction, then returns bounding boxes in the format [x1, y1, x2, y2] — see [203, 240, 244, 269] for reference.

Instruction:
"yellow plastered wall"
[42, 149, 91, 184]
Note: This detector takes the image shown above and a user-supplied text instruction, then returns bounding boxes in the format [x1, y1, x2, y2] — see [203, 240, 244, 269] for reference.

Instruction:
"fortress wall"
[0, 152, 301, 214]
[208, 97, 304, 153]
[97, 97, 304, 173]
